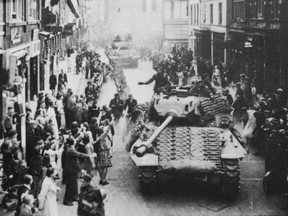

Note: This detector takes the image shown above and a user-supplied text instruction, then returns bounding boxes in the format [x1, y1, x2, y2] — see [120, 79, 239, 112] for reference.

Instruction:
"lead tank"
[127, 87, 246, 198]
[106, 41, 139, 68]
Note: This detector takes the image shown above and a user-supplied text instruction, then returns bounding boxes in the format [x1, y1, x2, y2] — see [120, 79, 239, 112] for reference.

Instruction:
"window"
[152, 0, 156, 11]
[142, 0, 147, 12]
[196, 4, 199, 25]
[203, 4, 207, 23]
[218, 2, 222, 24]
[164, 1, 172, 19]
[11, 0, 26, 20]
[232, 0, 245, 20]
[194, 4, 196, 25]
[29, 0, 39, 20]
[190, 5, 193, 24]
[210, 4, 213, 24]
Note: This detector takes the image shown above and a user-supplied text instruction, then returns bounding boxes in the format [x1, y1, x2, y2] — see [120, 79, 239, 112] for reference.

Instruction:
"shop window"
[11, 0, 26, 21]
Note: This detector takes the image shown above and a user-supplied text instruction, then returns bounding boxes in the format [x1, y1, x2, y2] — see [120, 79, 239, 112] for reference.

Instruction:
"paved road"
[1, 58, 287, 216]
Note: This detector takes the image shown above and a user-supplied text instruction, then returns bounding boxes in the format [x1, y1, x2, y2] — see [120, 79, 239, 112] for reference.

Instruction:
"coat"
[38, 177, 59, 216]
[124, 98, 137, 114]
[49, 74, 57, 88]
[64, 146, 90, 174]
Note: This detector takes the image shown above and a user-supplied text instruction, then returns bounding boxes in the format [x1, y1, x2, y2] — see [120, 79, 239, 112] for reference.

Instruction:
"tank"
[106, 40, 140, 68]
[126, 86, 247, 198]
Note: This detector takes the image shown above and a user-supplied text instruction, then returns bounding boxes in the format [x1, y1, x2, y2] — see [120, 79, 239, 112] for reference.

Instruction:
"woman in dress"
[55, 93, 66, 129]
[81, 133, 96, 174]
[38, 167, 60, 216]
[94, 120, 112, 186]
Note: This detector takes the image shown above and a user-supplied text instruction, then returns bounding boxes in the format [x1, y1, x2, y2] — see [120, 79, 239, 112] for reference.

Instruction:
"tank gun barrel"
[136, 115, 174, 157]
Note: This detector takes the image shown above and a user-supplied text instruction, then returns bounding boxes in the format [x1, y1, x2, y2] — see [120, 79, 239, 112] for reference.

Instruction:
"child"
[19, 194, 36, 216]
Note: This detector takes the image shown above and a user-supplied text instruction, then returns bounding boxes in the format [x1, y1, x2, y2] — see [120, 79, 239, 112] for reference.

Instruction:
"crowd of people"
[1, 40, 288, 215]
[0, 44, 119, 216]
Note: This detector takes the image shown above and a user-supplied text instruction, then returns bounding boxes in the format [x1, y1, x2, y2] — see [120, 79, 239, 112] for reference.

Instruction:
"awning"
[67, 0, 80, 18]
[39, 31, 51, 37]
[11, 50, 28, 60]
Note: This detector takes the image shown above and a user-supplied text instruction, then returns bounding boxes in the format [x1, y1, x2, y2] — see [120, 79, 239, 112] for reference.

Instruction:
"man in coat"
[63, 138, 94, 206]
[49, 71, 57, 95]
[3, 107, 14, 138]
[77, 173, 106, 216]
[58, 69, 68, 84]
[124, 94, 137, 116]
[109, 93, 124, 122]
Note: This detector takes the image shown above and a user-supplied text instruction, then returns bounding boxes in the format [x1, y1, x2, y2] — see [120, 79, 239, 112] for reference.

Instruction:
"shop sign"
[11, 27, 23, 44]
[244, 41, 253, 48]
[165, 24, 189, 40]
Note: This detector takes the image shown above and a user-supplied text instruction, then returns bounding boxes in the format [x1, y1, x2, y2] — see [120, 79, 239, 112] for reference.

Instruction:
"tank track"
[156, 127, 222, 169]
[221, 159, 241, 198]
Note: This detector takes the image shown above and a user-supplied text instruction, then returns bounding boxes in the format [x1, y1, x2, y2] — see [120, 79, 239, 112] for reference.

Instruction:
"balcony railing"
[230, 18, 282, 30]
[246, 18, 281, 30]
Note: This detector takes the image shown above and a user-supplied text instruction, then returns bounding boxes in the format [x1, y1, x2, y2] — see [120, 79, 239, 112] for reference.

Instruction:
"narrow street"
[57, 57, 286, 216]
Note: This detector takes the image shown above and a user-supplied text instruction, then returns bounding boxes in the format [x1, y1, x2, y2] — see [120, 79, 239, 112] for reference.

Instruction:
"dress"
[38, 177, 59, 216]
[97, 126, 112, 168]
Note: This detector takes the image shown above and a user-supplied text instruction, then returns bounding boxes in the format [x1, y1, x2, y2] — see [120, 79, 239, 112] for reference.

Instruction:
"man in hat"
[78, 173, 106, 216]
[109, 93, 124, 123]
[49, 71, 57, 96]
[63, 138, 95, 206]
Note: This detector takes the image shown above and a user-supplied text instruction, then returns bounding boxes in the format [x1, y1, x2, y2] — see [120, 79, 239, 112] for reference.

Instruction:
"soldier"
[109, 93, 124, 122]
[138, 66, 170, 94]
[77, 173, 106, 216]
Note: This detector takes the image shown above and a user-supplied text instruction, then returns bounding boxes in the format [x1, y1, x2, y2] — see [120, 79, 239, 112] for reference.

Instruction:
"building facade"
[0, 0, 42, 156]
[229, 0, 288, 91]
[189, 0, 288, 91]
[163, 0, 189, 48]
[189, 0, 228, 66]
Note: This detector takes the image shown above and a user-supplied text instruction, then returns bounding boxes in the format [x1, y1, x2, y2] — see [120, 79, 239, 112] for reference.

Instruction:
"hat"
[29, 120, 38, 125]
[277, 88, 283, 92]
[7, 129, 17, 137]
[26, 106, 32, 112]
[83, 173, 93, 182]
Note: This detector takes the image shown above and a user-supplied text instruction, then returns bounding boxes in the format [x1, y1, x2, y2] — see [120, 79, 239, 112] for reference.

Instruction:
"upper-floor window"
[196, 4, 199, 25]
[164, 0, 188, 20]
[232, 0, 245, 21]
[11, 0, 26, 21]
[203, 4, 207, 24]
[152, 0, 157, 11]
[142, 0, 147, 12]
[190, 5, 193, 24]
[29, 0, 39, 20]
[210, 4, 213, 24]
[218, 2, 222, 24]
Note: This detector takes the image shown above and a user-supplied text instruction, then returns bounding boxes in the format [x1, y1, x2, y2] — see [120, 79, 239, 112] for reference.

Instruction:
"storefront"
[40, 32, 62, 92]
[4, 44, 31, 159]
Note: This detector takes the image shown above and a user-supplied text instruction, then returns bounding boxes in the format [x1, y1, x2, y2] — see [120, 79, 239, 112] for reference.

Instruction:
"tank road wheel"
[221, 159, 241, 199]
